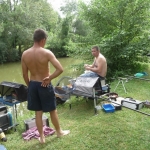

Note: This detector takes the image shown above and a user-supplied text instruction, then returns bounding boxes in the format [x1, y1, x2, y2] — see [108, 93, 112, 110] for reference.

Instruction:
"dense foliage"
[0, 0, 63, 62]
[69, 0, 150, 79]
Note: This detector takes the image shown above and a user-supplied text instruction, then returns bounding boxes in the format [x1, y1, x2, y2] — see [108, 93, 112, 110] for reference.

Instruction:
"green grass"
[1, 64, 150, 150]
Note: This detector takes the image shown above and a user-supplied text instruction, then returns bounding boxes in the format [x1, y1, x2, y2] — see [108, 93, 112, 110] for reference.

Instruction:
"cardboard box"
[24, 115, 49, 131]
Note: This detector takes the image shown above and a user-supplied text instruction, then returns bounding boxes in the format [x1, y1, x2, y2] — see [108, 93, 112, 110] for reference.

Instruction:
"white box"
[121, 98, 143, 110]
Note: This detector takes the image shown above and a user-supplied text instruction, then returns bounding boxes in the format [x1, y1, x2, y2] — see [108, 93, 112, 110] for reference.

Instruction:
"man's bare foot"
[38, 136, 45, 144]
[57, 130, 70, 138]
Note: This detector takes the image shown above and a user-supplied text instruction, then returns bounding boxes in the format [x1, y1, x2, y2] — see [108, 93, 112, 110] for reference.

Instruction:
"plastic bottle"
[61, 82, 64, 89]
[61, 83, 66, 91]
[3, 95, 6, 100]
[0, 128, 7, 142]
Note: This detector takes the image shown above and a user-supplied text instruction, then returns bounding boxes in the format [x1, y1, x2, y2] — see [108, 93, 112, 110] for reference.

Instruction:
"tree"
[44, 0, 94, 58]
[74, 0, 150, 79]
[0, 0, 58, 63]
[47, 0, 79, 57]
[58, 0, 91, 58]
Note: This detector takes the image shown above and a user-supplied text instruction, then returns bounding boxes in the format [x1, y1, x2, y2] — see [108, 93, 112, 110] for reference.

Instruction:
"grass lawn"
[1, 64, 150, 150]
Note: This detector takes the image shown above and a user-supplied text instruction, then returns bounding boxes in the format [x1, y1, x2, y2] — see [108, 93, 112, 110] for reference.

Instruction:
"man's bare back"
[22, 45, 63, 87]
[22, 47, 51, 81]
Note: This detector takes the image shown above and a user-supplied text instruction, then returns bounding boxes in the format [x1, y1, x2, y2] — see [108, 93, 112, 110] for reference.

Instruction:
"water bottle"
[0, 128, 7, 142]
[61, 82, 64, 89]
[3, 95, 6, 100]
[61, 83, 66, 91]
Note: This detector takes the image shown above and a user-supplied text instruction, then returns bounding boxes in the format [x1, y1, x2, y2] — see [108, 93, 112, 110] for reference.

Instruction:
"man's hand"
[85, 66, 91, 71]
[84, 64, 88, 67]
[84, 64, 89, 70]
[41, 76, 51, 87]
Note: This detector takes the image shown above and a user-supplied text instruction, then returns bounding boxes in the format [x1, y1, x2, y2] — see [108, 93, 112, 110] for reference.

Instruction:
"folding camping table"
[72, 77, 110, 114]
[0, 81, 27, 130]
[54, 76, 110, 114]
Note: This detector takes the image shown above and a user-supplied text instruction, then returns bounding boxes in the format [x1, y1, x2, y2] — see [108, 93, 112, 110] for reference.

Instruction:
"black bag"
[0, 81, 28, 102]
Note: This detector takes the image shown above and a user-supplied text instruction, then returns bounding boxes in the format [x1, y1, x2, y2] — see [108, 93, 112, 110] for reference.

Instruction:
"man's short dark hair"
[92, 46, 100, 51]
[33, 29, 47, 42]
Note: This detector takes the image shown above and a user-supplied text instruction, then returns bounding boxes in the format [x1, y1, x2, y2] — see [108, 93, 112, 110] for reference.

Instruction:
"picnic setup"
[0, 81, 28, 132]
[0, 81, 55, 142]
[54, 71, 150, 115]
[0, 81, 27, 143]
[0, 71, 150, 142]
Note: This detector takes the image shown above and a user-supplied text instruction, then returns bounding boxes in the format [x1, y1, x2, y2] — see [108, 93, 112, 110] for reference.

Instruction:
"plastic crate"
[102, 104, 115, 113]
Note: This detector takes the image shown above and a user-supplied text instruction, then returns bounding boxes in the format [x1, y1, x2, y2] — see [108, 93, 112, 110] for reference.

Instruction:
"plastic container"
[102, 104, 115, 113]
[0, 145, 7, 150]
[134, 72, 148, 78]
[24, 115, 49, 131]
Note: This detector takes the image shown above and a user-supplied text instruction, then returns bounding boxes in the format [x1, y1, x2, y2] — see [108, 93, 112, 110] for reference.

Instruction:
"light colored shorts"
[80, 71, 105, 80]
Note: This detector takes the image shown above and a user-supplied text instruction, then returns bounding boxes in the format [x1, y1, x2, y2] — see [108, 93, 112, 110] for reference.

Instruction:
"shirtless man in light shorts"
[82, 46, 107, 79]
[21, 29, 70, 144]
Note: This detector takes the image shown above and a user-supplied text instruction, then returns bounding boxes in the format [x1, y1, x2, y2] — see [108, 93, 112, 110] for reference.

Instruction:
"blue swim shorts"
[80, 71, 105, 80]
[27, 81, 56, 112]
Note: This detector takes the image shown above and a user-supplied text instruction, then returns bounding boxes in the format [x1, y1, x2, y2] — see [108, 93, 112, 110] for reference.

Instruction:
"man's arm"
[84, 58, 96, 69]
[42, 51, 63, 86]
[85, 58, 103, 73]
[48, 53, 63, 81]
[85, 66, 100, 73]
[21, 53, 30, 86]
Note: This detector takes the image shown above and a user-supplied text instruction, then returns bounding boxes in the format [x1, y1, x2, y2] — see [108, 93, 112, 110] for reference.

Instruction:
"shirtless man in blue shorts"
[83, 46, 107, 79]
[21, 29, 70, 144]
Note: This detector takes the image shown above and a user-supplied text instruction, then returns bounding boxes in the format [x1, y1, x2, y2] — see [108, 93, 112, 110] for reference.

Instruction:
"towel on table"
[22, 125, 55, 141]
